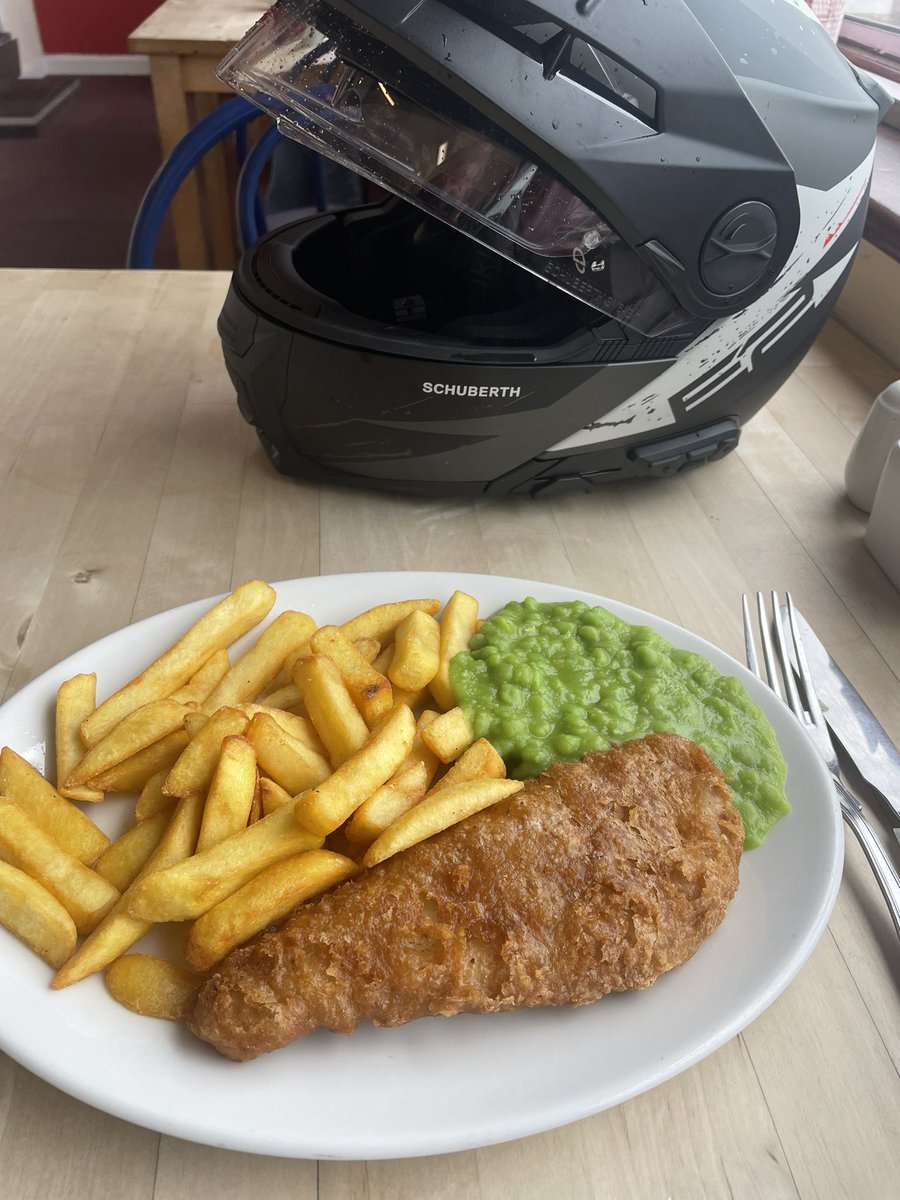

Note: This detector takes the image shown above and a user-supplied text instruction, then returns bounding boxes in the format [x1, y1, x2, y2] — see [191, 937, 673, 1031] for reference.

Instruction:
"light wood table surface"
[1, 268, 898, 1198]
[129, 0, 267, 271]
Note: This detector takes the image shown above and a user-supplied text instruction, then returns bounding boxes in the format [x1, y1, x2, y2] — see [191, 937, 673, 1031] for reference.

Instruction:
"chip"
[202, 610, 316, 713]
[55, 674, 103, 803]
[52, 793, 205, 989]
[0, 746, 109, 865]
[127, 803, 325, 922]
[0, 860, 78, 968]
[163, 707, 248, 798]
[105, 954, 202, 1021]
[361, 778, 524, 868]
[294, 704, 416, 837]
[66, 700, 194, 789]
[81, 580, 276, 745]
[195, 735, 258, 852]
[184, 849, 358, 971]
[0, 800, 120, 935]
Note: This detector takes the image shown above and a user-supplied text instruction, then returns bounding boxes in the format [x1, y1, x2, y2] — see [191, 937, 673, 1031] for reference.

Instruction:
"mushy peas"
[449, 598, 789, 849]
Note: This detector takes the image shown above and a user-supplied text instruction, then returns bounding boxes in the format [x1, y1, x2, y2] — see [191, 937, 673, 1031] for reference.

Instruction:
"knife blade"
[788, 606, 900, 836]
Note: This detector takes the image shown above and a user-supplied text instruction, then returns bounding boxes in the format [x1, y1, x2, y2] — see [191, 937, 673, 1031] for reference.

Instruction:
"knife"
[788, 606, 900, 839]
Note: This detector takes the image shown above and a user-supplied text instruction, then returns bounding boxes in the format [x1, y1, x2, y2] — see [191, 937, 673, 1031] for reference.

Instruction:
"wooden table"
[129, 0, 267, 271]
[1, 268, 899, 1198]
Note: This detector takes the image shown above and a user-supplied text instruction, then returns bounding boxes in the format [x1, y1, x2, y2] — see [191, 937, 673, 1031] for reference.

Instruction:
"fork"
[743, 590, 900, 942]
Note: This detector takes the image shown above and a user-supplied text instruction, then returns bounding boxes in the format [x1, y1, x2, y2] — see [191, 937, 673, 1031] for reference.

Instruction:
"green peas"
[472, 712, 493, 739]
[513, 664, 534, 687]
[553, 733, 582, 757]
[447, 597, 789, 849]
[475, 644, 500, 665]
[635, 644, 660, 669]
[583, 732, 609, 752]
[500, 716, 525, 740]
[561, 711, 587, 735]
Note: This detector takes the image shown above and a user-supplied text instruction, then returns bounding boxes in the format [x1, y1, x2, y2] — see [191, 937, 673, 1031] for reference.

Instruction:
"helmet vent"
[540, 29, 574, 81]
[566, 36, 656, 121]
[446, 0, 656, 123]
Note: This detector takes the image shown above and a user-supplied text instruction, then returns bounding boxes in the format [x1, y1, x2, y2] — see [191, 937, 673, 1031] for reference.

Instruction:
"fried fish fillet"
[187, 733, 743, 1060]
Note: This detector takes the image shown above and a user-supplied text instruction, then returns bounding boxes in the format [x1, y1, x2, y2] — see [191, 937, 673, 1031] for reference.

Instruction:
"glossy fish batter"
[187, 734, 744, 1060]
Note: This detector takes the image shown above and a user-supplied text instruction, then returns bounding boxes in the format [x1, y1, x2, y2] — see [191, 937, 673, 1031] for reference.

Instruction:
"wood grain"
[153, 1138, 316, 1200]
[128, 0, 267, 56]
[0, 269, 898, 1199]
[193, 93, 239, 272]
[147, 56, 208, 271]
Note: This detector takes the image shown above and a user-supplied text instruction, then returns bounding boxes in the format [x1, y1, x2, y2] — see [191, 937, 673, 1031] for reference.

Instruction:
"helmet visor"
[218, 0, 692, 336]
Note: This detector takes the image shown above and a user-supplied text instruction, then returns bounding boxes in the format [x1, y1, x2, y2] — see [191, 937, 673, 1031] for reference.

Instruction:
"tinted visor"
[218, 0, 692, 335]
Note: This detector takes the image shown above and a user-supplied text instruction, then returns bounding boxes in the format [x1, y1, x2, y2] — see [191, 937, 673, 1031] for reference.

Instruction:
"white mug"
[845, 381, 900, 514]
[864, 438, 900, 591]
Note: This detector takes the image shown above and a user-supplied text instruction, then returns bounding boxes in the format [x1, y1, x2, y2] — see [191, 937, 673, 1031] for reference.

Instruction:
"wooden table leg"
[148, 55, 209, 270]
[194, 93, 238, 270]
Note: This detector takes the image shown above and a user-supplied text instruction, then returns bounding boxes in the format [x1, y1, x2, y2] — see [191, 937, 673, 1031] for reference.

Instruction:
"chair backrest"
[235, 122, 284, 255]
[128, 96, 302, 269]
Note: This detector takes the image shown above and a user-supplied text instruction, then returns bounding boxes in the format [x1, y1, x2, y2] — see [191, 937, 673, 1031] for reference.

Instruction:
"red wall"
[34, 0, 162, 55]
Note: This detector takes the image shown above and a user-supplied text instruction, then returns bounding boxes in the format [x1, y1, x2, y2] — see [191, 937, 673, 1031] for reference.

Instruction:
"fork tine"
[741, 594, 762, 679]
[770, 590, 804, 719]
[755, 592, 784, 700]
[785, 593, 829, 732]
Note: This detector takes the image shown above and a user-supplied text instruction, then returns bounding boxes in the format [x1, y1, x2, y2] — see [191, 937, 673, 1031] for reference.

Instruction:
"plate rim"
[0, 571, 843, 1159]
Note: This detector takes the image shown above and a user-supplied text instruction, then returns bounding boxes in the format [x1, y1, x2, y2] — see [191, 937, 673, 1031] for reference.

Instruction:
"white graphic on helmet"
[681, 248, 855, 412]
[546, 147, 875, 453]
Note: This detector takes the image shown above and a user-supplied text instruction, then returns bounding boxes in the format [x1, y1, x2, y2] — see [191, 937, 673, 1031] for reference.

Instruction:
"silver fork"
[743, 590, 900, 942]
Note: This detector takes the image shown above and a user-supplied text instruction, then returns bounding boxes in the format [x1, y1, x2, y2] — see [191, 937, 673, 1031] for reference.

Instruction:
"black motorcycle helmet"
[217, 0, 890, 496]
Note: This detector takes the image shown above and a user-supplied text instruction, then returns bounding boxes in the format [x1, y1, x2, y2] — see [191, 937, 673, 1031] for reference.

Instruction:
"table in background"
[1, 269, 898, 1199]
[129, 0, 266, 270]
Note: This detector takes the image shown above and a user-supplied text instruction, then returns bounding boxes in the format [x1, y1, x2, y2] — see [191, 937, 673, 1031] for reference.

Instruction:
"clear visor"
[218, 0, 691, 335]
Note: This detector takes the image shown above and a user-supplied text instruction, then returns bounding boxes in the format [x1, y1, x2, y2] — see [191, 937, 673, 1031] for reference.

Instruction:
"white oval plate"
[0, 573, 841, 1160]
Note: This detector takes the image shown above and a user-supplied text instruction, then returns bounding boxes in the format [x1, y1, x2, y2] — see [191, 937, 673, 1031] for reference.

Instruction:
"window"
[839, 3, 900, 261]
[840, 4, 900, 85]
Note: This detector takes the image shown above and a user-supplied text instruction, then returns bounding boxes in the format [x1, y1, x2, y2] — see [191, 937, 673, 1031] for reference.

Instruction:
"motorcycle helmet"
[217, 0, 890, 496]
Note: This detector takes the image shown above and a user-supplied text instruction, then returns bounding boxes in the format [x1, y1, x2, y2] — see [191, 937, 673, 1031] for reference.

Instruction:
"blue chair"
[128, 96, 326, 269]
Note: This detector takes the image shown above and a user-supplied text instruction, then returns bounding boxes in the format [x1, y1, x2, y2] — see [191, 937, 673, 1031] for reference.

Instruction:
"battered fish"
[187, 733, 743, 1060]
